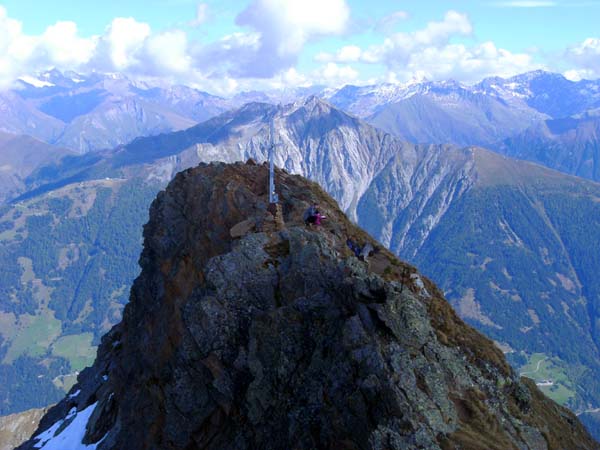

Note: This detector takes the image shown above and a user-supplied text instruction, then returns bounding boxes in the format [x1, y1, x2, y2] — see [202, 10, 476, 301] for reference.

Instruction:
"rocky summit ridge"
[18, 161, 597, 449]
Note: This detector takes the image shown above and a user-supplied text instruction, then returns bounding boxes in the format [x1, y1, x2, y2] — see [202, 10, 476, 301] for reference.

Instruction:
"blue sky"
[0, 0, 599, 93]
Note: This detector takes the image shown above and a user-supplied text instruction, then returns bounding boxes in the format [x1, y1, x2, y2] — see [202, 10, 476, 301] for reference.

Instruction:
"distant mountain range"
[2, 70, 228, 153]
[326, 70, 600, 123]
[1, 97, 600, 433]
[325, 71, 600, 182]
[0, 68, 599, 186]
[1, 70, 326, 155]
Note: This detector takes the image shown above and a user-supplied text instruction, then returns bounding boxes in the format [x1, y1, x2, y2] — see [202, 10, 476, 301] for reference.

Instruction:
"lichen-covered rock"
[18, 161, 598, 450]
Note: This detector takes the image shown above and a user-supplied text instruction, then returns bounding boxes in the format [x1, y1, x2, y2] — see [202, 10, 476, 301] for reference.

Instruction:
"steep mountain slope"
[0, 177, 160, 414]
[324, 81, 425, 117]
[0, 131, 74, 204]
[359, 147, 600, 410]
[500, 112, 600, 182]
[17, 161, 598, 449]
[0, 407, 49, 450]
[0, 91, 64, 143]
[25, 97, 412, 220]
[4, 68, 600, 164]
[365, 86, 546, 147]
[3, 98, 600, 423]
[0, 98, 434, 414]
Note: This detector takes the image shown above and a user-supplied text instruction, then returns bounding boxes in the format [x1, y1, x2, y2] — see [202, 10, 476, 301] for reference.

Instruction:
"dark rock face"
[18, 162, 598, 449]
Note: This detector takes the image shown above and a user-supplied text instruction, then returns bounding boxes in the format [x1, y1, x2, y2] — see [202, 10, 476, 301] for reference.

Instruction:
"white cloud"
[359, 10, 473, 68]
[563, 69, 593, 81]
[315, 45, 362, 63]
[400, 41, 537, 82]
[376, 11, 409, 33]
[312, 62, 358, 86]
[231, 0, 350, 77]
[0, 7, 37, 84]
[0, 3, 598, 94]
[0, 10, 201, 88]
[39, 22, 96, 66]
[491, 1, 556, 7]
[103, 17, 151, 70]
[191, 3, 209, 27]
[564, 37, 600, 79]
[0, 4, 350, 91]
[318, 10, 539, 84]
[191, 31, 262, 79]
[144, 30, 190, 74]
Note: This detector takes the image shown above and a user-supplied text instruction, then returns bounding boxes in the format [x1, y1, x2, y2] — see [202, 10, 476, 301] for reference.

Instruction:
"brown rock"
[229, 218, 255, 238]
[0, 407, 50, 450]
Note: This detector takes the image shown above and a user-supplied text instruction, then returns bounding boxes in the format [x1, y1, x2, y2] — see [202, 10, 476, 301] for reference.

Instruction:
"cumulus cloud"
[102, 18, 151, 70]
[0, 0, 349, 92]
[229, 0, 350, 77]
[564, 37, 600, 79]
[39, 21, 96, 67]
[0, 3, 351, 92]
[144, 30, 191, 75]
[191, 31, 262, 78]
[398, 41, 537, 82]
[0, 7, 39, 85]
[0, 9, 200, 88]
[313, 62, 359, 85]
[0, 3, 598, 94]
[317, 10, 539, 83]
[315, 45, 362, 63]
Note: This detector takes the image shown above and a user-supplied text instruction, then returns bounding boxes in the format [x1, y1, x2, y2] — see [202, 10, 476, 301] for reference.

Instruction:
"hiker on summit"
[304, 202, 318, 225]
[303, 202, 327, 227]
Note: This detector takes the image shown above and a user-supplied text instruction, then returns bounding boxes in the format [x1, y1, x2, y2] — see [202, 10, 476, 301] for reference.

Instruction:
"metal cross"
[268, 118, 283, 204]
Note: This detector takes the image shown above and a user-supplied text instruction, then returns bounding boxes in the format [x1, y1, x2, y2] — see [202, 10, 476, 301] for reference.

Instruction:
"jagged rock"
[18, 162, 598, 450]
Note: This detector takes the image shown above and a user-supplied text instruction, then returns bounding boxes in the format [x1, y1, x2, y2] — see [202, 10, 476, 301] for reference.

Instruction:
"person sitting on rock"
[303, 202, 319, 226]
[314, 211, 326, 226]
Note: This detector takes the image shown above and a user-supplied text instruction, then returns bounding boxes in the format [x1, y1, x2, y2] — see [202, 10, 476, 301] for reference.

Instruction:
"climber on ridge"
[304, 202, 319, 226]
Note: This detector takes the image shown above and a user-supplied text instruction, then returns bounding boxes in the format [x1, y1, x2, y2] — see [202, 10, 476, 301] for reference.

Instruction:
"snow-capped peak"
[18, 75, 55, 88]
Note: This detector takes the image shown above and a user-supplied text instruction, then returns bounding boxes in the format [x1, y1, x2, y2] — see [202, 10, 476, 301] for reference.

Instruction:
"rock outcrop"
[18, 161, 597, 449]
[0, 407, 50, 450]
